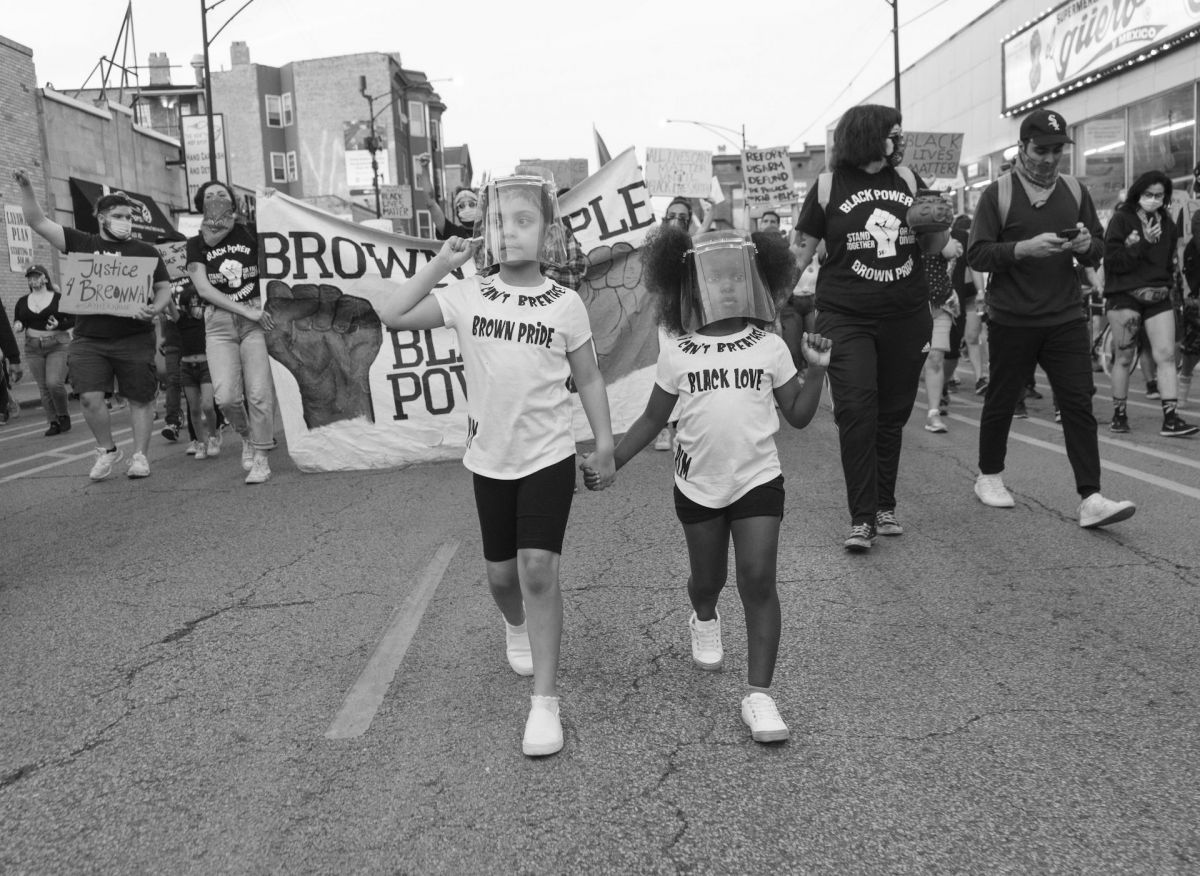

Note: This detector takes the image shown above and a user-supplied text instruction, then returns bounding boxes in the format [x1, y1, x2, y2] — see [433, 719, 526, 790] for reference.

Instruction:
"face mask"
[887, 133, 905, 167]
[457, 205, 480, 224]
[104, 217, 133, 240]
[1139, 196, 1163, 214]
[1016, 147, 1061, 188]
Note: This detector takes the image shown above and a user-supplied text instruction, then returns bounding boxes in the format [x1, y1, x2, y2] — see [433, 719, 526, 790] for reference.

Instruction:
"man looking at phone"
[967, 108, 1136, 529]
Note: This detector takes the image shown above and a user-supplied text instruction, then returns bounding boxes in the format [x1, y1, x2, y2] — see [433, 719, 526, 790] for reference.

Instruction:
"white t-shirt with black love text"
[435, 275, 592, 479]
[656, 324, 798, 507]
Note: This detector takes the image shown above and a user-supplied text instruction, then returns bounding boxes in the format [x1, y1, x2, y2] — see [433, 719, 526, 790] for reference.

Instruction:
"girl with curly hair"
[582, 226, 831, 744]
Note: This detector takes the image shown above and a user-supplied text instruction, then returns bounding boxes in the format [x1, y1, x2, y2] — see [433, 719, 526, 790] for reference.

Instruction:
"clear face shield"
[680, 232, 777, 332]
[476, 175, 569, 270]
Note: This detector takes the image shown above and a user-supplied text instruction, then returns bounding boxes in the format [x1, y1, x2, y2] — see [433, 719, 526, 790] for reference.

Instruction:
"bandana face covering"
[201, 198, 236, 245]
[1015, 146, 1061, 190]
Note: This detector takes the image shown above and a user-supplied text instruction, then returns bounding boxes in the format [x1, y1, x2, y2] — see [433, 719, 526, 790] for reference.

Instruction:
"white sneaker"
[1078, 493, 1136, 528]
[925, 410, 948, 433]
[505, 621, 534, 676]
[185, 440, 202, 456]
[126, 452, 150, 479]
[522, 695, 563, 757]
[688, 610, 723, 671]
[88, 447, 124, 481]
[206, 434, 222, 458]
[241, 439, 254, 471]
[244, 457, 271, 485]
[741, 692, 790, 743]
[194, 441, 209, 460]
[653, 428, 672, 451]
[974, 473, 1015, 508]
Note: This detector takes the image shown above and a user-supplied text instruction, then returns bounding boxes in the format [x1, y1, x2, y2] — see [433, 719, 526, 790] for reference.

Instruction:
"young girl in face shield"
[369, 175, 616, 758]
[582, 227, 831, 743]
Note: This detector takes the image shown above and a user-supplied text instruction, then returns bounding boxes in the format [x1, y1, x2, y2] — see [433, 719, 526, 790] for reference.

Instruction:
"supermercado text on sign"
[58, 252, 157, 317]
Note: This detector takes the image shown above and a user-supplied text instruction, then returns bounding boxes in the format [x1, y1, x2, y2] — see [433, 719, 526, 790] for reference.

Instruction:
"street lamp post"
[664, 118, 747, 153]
[359, 77, 383, 218]
[886, 0, 901, 111]
[199, 0, 258, 181]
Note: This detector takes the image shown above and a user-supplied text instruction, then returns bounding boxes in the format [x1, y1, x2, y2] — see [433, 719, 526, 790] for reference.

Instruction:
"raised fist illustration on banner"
[264, 280, 383, 429]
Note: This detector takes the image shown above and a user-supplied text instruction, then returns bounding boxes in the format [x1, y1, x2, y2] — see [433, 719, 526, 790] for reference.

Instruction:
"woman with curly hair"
[792, 104, 946, 551]
[582, 226, 831, 744]
[1102, 170, 1197, 437]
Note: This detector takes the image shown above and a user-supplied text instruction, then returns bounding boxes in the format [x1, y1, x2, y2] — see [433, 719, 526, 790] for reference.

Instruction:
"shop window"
[416, 209, 434, 239]
[266, 94, 283, 128]
[1129, 84, 1194, 185]
[281, 93, 294, 127]
[270, 152, 287, 183]
[1078, 111, 1127, 213]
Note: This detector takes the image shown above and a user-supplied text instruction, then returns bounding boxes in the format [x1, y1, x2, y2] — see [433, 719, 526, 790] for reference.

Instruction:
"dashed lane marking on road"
[325, 540, 461, 740]
[0, 415, 80, 443]
[0, 433, 132, 483]
[942, 409, 1200, 501]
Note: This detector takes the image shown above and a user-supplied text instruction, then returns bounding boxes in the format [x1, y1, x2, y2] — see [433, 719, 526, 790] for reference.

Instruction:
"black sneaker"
[974, 378, 989, 396]
[44, 420, 62, 436]
[161, 423, 180, 442]
[1146, 380, 1160, 400]
[1110, 411, 1130, 433]
[844, 522, 877, 552]
[1026, 385, 1043, 400]
[1013, 400, 1028, 419]
[57, 414, 72, 432]
[1160, 412, 1199, 437]
[947, 377, 961, 391]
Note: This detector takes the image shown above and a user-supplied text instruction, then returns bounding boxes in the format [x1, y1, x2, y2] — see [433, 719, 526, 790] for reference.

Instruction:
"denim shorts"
[68, 333, 157, 402]
[180, 359, 212, 388]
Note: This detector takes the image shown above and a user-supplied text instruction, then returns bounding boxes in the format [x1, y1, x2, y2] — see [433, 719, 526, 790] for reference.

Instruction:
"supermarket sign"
[1002, 0, 1200, 115]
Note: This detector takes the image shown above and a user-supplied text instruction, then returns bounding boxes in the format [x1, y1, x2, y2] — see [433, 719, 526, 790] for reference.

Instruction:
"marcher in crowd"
[365, 175, 616, 758]
[922, 232, 962, 434]
[586, 225, 830, 744]
[792, 104, 945, 551]
[15, 170, 172, 479]
[174, 279, 220, 458]
[0, 297, 23, 425]
[13, 264, 74, 436]
[185, 180, 277, 485]
[1102, 171, 1197, 437]
[966, 108, 1136, 528]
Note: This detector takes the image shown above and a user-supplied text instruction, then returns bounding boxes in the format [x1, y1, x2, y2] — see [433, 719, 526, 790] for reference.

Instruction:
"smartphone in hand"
[1060, 227, 1081, 240]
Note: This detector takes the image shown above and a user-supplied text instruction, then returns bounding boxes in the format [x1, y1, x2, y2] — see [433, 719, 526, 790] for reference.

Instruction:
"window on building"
[1129, 84, 1195, 187]
[430, 118, 442, 152]
[281, 93, 294, 127]
[413, 157, 425, 190]
[266, 94, 283, 127]
[270, 152, 288, 183]
[408, 100, 426, 138]
[286, 151, 299, 182]
[416, 209, 434, 239]
[1078, 111, 1127, 213]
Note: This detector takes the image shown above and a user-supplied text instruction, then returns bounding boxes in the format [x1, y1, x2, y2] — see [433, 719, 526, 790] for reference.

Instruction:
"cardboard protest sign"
[256, 171, 659, 472]
[155, 240, 190, 280]
[5, 204, 34, 273]
[379, 184, 413, 220]
[58, 252, 157, 317]
[644, 147, 712, 198]
[742, 146, 796, 215]
[904, 132, 964, 183]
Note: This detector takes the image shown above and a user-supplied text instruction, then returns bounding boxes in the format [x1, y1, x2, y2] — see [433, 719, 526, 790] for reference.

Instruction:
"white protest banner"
[256, 180, 659, 472]
[904, 132, 964, 183]
[560, 147, 656, 252]
[742, 146, 796, 214]
[58, 252, 156, 317]
[5, 204, 34, 272]
[644, 147, 712, 198]
[379, 184, 413, 220]
[181, 114, 229, 207]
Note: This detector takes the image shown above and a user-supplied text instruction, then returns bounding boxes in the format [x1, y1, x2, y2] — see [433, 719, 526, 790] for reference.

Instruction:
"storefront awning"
[69, 178, 186, 243]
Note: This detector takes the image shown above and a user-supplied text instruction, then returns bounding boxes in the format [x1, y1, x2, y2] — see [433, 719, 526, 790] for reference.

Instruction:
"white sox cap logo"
[1047, 114, 1062, 131]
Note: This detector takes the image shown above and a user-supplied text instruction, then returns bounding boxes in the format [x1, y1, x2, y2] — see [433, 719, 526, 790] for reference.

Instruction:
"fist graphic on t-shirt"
[218, 258, 244, 289]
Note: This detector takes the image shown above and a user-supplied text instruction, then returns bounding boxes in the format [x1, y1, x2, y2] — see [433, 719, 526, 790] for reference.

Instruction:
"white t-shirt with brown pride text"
[435, 275, 592, 479]
[656, 324, 798, 507]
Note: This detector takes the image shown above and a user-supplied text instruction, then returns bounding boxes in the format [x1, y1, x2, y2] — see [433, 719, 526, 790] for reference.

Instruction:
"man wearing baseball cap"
[966, 107, 1137, 529]
[13, 169, 172, 481]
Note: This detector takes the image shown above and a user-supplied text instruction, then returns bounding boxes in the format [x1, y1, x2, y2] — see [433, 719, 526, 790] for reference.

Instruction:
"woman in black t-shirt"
[14, 264, 75, 435]
[793, 105, 947, 552]
[185, 181, 277, 485]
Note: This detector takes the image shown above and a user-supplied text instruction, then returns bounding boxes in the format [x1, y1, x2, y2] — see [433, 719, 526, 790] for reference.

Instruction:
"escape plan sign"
[255, 149, 659, 471]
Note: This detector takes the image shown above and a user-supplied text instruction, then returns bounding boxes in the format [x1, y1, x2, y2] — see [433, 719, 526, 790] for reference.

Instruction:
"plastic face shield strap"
[477, 175, 569, 269]
[681, 233, 777, 331]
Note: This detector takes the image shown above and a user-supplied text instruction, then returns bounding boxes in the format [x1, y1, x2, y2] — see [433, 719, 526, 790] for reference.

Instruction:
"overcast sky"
[5, 0, 998, 175]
